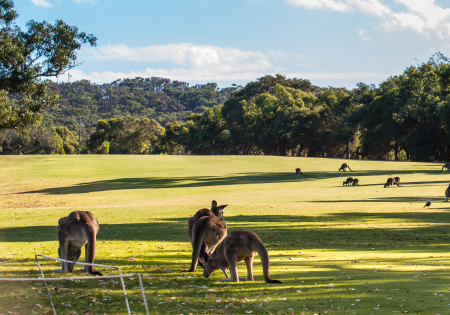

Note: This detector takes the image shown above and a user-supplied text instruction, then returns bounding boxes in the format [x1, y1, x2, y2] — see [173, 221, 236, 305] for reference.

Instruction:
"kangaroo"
[188, 200, 227, 244]
[55, 211, 102, 276]
[338, 163, 353, 172]
[384, 177, 399, 188]
[446, 184, 450, 202]
[188, 202, 228, 272]
[343, 177, 353, 186]
[295, 168, 302, 175]
[439, 163, 450, 173]
[198, 229, 281, 284]
[352, 178, 359, 186]
[394, 176, 401, 186]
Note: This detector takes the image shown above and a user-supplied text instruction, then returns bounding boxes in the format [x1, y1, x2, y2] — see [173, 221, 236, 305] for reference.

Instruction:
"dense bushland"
[3, 54, 450, 161]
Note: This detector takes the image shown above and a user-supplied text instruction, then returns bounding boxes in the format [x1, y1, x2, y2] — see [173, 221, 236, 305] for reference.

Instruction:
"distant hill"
[43, 77, 237, 136]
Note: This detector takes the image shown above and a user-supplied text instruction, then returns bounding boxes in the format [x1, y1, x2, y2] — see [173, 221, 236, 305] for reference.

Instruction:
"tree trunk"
[394, 139, 399, 161]
[279, 140, 287, 156]
[297, 144, 303, 157]
[445, 145, 450, 162]
[345, 141, 350, 159]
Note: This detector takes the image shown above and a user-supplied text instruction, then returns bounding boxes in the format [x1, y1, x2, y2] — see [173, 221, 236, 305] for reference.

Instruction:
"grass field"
[1, 155, 450, 315]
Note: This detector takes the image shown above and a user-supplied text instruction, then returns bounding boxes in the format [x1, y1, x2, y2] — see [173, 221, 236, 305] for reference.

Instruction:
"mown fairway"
[1, 155, 450, 315]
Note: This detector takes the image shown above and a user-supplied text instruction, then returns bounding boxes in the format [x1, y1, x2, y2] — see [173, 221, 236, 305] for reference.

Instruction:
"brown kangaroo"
[188, 200, 227, 244]
[384, 177, 399, 188]
[338, 163, 353, 172]
[352, 178, 359, 186]
[199, 229, 281, 283]
[446, 183, 450, 202]
[188, 201, 228, 272]
[343, 177, 353, 186]
[55, 211, 102, 275]
[439, 163, 450, 173]
[394, 176, 400, 186]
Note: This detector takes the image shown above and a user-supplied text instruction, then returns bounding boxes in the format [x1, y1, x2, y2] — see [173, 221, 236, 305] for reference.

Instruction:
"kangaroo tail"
[85, 229, 97, 275]
[253, 238, 282, 284]
[189, 226, 205, 272]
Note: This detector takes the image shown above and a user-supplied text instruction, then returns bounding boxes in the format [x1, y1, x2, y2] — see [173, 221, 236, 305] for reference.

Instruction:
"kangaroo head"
[212, 205, 227, 221]
[200, 252, 220, 278]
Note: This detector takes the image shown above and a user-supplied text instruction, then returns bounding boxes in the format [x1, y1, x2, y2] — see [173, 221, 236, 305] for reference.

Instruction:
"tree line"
[158, 54, 450, 161]
[3, 53, 450, 161]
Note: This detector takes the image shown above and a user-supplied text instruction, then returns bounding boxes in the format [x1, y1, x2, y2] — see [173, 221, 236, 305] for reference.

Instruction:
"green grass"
[1, 155, 450, 314]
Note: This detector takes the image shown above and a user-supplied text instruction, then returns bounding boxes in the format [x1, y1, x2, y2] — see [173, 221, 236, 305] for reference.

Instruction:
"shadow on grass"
[2, 213, 450, 256]
[313, 196, 442, 203]
[19, 169, 442, 195]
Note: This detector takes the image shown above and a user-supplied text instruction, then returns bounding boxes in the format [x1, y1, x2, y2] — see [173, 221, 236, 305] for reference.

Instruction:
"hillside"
[43, 77, 237, 136]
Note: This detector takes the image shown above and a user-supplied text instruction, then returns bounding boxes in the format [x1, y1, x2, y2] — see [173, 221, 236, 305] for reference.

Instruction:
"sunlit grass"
[1, 155, 450, 314]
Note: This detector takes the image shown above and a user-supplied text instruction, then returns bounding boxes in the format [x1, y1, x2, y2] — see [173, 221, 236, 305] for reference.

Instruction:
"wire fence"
[0, 254, 149, 315]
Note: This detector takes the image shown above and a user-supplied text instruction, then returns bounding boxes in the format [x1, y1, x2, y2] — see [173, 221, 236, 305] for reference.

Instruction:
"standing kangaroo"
[439, 163, 450, 173]
[384, 177, 399, 188]
[343, 177, 353, 186]
[188, 201, 228, 272]
[338, 163, 353, 172]
[446, 184, 450, 202]
[55, 211, 102, 275]
[199, 229, 281, 283]
[188, 200, 227, 244]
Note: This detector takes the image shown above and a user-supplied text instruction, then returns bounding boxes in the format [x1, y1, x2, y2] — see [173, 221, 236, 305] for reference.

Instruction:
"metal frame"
[0, 254, 149, 315]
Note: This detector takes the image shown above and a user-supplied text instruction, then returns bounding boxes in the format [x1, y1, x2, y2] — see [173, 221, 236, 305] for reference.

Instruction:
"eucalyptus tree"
[0, 0, 97, 130]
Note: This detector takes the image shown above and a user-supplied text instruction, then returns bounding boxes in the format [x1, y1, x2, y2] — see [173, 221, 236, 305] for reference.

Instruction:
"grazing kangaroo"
[343, 177, 354, 186]
[352, 178, 359, 186]
[446, 184, 450, 202]
[439, 163, 450, 173]
[188, 202, 228, 272]
[384, 177, 399, 188]
[55, 211, 102, 275]
[198, 229, 281, 284]
[338, 163, 353, 172]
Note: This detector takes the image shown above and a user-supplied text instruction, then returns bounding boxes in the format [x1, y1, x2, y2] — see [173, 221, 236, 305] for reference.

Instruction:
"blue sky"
[16, 0, 450, 89]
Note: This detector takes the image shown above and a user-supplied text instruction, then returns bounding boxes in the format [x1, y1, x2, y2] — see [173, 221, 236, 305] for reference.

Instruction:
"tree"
[221, 74, 314, 154]
[0, 0, 97, 130]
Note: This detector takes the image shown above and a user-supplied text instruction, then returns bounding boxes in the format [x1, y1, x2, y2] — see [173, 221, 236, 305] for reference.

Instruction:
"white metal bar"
[0, 274, 143, 281]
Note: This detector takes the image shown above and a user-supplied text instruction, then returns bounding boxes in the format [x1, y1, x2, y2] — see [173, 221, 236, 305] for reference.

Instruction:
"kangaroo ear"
[217, 205, 228, 211]
[203, 252, 209, 262]
[211, 200, 218, 208]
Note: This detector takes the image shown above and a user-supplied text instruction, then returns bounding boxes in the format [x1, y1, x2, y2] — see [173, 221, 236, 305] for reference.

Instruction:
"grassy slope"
[0, 155, 450, 314]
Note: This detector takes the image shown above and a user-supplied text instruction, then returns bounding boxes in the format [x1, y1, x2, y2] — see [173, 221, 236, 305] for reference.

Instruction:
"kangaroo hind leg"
[240, 256, 254, 281]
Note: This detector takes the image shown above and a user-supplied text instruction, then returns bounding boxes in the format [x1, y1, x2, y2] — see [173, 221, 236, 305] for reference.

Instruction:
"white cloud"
[287, 0, 450, 38]
[269, 50, 290, 60]
[295, 53, 305, 59]
[287, 0, 349, 12]
[72, 0, 97, 4]
[31, 0, 53, 7]
[84, 43, 272, 74]
[298, 63, 318, 67]
[62, 67, 389, 85]
[358, 28, 370, 40]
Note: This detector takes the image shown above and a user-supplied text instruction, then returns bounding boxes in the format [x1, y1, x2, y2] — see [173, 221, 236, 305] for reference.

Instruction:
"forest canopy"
[2, 54, 450, 161]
